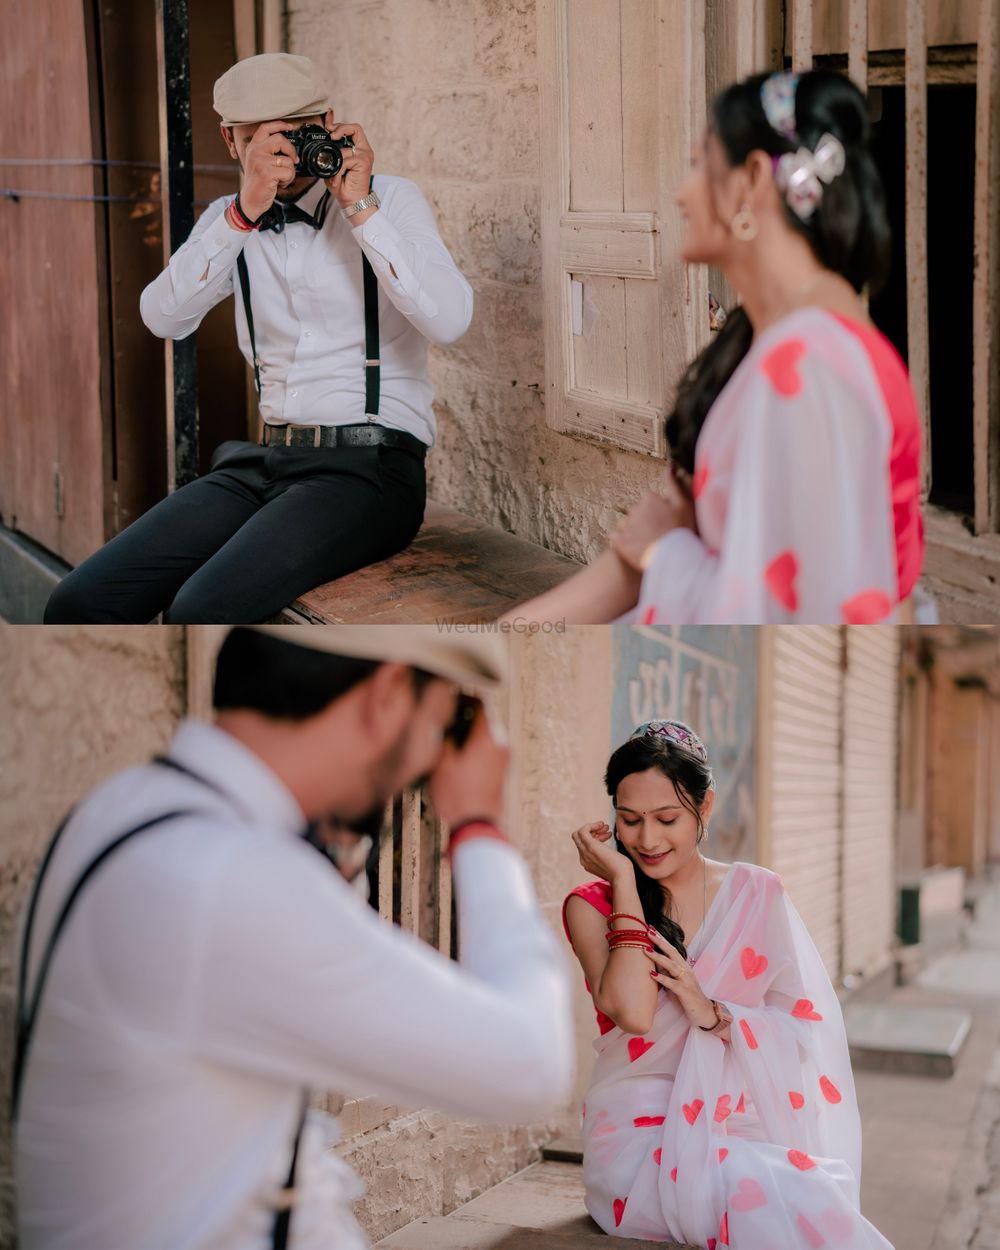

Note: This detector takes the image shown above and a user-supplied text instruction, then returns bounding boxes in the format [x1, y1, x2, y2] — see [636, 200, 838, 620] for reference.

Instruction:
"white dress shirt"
[139, 176, 474, 447]
[15, 719, 574, 1250]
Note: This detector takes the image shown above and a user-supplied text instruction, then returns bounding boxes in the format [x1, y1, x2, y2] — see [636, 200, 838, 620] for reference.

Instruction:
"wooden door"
[0, 0, 110, 564]
[537, 0, 780, 458]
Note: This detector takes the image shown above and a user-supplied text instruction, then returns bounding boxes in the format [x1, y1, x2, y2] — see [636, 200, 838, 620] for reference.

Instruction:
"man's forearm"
[139, 202, 245, 340]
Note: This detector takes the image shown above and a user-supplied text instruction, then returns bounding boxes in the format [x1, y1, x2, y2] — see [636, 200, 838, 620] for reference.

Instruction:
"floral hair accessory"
[760, 72, 800, 142]
[773, 133, 846, 221]
[629, 719, 717, 791]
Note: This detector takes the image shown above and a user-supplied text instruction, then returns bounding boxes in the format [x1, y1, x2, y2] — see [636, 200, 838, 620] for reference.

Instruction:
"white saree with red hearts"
[617, 307, 926, 627]
[562, 862, 895, 1249]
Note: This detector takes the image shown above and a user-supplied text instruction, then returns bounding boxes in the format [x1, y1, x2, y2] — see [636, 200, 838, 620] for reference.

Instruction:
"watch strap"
[343, 189, 381, 219]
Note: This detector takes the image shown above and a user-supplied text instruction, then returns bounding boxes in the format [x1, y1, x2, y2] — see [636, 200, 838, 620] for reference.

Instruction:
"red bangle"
[608, 912, 651, 930]
[605, 929, 652, 943]
[607, 934, 654, 951]
[448, 819, 511, 859]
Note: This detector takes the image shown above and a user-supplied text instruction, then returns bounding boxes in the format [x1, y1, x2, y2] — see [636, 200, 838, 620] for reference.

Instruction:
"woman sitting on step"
[506, 70, 933, 626]
[563, 719, 895, 1248]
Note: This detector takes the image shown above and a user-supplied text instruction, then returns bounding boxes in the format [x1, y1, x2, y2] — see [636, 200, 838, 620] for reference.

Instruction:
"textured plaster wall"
[0, 626, 187, 1246]
[288, 0, 669, 563]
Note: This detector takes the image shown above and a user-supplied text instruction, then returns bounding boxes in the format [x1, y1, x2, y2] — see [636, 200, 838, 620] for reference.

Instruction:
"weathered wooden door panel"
[541, 0, 683, 456]
[0, 0, 109, 563]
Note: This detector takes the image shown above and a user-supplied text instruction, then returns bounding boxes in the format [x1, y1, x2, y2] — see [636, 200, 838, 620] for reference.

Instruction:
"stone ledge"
[375, 1160, 697, 1250]
[281, 499, 579, 624]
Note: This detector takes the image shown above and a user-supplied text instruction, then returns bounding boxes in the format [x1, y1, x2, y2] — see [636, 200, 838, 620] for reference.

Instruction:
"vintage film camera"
[282, 123, 353, 179]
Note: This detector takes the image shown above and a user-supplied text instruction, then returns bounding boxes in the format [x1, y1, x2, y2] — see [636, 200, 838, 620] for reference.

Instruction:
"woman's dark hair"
[604, 733, 715, 959]
[213, 627, 436, 720]
[665, 69, 891, 473]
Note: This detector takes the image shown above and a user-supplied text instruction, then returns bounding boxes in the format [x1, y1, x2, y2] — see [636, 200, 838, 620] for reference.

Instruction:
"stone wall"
[288, 0, 668, 563]
[0, 626, 187, 1246]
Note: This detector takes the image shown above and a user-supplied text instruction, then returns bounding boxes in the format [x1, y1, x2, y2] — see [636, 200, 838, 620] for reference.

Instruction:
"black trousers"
[43, 439, 426, 624]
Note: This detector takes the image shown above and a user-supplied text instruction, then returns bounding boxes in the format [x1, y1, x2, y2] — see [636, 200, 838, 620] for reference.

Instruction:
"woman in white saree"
[563, 720, 893, 1249]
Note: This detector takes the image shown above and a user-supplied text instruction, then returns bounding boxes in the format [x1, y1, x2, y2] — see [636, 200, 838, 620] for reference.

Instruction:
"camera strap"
[236, 175, 380, 419]
[13, 756, 310, 1250]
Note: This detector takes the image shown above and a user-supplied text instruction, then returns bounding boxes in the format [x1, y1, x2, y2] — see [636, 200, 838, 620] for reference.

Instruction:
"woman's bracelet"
[608, 941, 653, 952]
[607, 912, 651, 930]
[606, 928, 652, 944]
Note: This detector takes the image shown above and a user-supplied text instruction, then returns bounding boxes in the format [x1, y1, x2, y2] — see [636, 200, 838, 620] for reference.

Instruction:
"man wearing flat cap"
[15, 627, 574, 1249]
[45, 54, 473, 625]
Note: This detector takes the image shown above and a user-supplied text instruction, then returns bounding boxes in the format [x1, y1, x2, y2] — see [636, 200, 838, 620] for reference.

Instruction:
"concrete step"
[375, 1159, 697, 1249]
[844, 1000, 973, 1076]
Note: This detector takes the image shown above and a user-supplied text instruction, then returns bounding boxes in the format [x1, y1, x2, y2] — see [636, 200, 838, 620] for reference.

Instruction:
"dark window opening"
[870, 82, 977, 517]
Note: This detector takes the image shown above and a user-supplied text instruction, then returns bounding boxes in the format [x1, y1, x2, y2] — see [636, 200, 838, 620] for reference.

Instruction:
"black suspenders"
[13, 756, 309, 1250]
[236, 176, 381, 419]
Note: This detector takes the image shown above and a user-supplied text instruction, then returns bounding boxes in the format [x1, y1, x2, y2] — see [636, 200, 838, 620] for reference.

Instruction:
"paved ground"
[376, 874, 1000, 1250]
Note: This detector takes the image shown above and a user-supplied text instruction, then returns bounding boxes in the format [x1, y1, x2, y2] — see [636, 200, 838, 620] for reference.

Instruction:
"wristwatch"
[698, 999, 733, 1036]
[342, 190, 381, 220]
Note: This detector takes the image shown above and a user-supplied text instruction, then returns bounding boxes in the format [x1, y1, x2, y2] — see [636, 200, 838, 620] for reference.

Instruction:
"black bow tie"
[257, 191, 332, 234]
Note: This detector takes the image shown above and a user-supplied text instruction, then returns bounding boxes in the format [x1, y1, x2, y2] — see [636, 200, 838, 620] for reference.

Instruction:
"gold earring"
[731, 204, 758, 242]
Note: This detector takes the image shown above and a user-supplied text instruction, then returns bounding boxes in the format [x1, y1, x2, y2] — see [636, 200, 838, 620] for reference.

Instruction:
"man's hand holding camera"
[238, 120, 300, 223]
[322, 120, 377, 221]
[430, 701, 509, 836]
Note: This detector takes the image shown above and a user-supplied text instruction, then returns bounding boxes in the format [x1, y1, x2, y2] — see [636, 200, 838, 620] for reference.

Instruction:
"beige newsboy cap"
[245, 626, 507, 692]
[213, 53, 331, 127]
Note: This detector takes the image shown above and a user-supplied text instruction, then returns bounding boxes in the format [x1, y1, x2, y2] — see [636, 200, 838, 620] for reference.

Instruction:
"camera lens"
[313, 148, 341, 176]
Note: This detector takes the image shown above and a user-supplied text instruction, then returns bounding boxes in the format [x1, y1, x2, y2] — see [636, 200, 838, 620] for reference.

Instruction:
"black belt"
[261, 422, 427, 457]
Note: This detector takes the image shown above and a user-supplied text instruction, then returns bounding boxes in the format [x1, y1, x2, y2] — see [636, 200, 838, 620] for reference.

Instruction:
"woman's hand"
[644, 929, 716, 1028]
[571, 821, 634, 885]
[609, 466, 697, 573]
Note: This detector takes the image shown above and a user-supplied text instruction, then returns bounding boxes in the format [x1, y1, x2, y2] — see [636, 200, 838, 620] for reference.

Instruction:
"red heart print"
[840, 589, 893, 625]
[730, 1178, 768, 1212]
[764, 550, 800, 613]
[628, 1037, 654, 1063]
[788, 1149, 817, 1171]
[641, 606, 657, 625]
[692, 466, 710, 499]
[789, 1091, 805, 1110]
[613, 1198, 626, 1227]
[707, 1241, 717, 1250]
[714, 1094, 733, 1123]
[670, 1166, 678, 1182]
[740, 946, 769, 979]
[718, 1147, 729, 1163]
[720, 1211, 730, 1245]
[633, 1115, 665, 1127]
[653, 1148, 662, 1166]
[683, 1098, 704, 1125]
[792, 999, 823, 1021]
[760, 337, 807, 397]
[797, 1213, 825, 1249]
[820, 1075, 842, 1104]
[735, 1092, 746, 1114]
[739, 1019, 759, 1050]
[820, 1209, 855, 1243]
